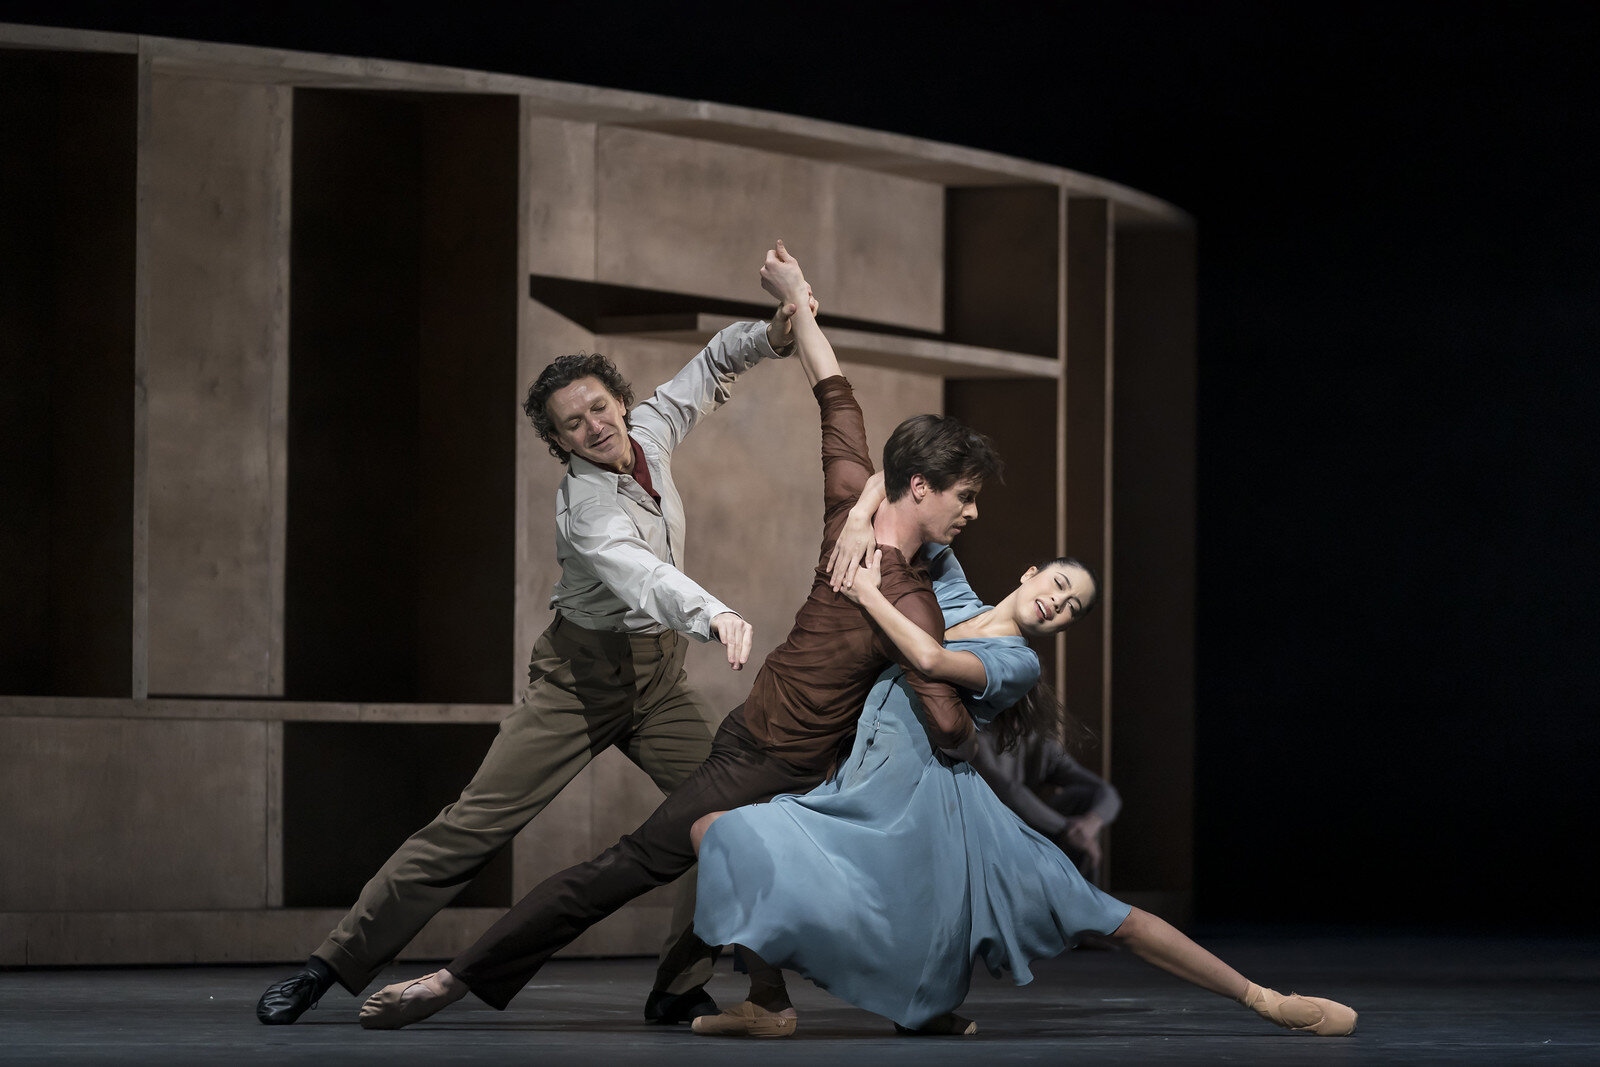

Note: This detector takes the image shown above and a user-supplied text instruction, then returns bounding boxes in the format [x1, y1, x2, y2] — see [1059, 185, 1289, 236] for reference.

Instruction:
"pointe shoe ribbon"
[359, 972, 453, 1030]
[690, 1000, 798, 1038]
[1242, 982, 1357, 1036]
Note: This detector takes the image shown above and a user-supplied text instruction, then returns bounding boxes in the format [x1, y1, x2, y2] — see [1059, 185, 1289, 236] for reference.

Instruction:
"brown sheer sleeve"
[813, 375, 875, 554]
[886, 585, 976, 756]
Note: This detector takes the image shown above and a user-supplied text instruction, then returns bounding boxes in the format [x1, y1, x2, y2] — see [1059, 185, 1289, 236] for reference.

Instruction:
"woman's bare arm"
[843, 549, 988, 691]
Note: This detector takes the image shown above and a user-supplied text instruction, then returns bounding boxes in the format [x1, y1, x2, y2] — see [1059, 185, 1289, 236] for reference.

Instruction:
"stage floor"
[3, 932, 1595, 1065]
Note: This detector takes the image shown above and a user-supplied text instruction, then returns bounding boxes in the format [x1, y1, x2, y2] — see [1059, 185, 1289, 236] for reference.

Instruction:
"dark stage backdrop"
[3, 0, 1594, 931]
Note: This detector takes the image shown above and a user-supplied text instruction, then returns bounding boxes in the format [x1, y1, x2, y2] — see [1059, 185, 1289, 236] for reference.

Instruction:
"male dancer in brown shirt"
[357, 241, 1002, 1034]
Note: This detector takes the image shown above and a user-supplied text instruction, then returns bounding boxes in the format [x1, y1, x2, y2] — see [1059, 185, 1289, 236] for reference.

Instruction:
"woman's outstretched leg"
[1108, 907, 1357, 1036]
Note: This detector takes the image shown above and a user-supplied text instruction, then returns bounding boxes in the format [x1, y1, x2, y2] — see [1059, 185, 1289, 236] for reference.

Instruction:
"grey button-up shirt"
[550, 319, 786, 638]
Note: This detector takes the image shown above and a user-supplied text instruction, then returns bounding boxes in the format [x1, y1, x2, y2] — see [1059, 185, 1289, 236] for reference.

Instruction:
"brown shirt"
[731, 376, 973, 771]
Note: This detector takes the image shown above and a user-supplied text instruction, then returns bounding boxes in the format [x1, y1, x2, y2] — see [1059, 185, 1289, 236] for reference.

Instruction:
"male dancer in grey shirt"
[257, 303, 808, 1026]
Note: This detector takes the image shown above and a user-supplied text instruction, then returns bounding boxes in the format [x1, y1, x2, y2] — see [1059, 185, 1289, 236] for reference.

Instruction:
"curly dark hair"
[522, 353, 635, 464]
[881, 414, 1004, 500]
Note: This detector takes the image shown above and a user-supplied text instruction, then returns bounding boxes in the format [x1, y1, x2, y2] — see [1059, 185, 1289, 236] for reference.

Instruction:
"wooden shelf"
[0, 695, 511, 724]
[594, 312, 1060, 380]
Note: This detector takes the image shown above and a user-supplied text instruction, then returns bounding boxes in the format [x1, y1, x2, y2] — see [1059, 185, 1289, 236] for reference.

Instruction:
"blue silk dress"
[693, 546, 1132, 1029]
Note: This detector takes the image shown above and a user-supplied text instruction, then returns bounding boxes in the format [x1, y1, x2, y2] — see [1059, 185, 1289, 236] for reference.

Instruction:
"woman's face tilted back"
[1012, 562, 1096, 638]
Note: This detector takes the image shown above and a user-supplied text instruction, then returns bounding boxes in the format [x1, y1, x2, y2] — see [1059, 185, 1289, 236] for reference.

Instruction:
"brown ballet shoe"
[358, 971, 462, 1030]
[690, 1000, 798, 1038]
[894, 1012, 978, 1035]
[1242, 982, 1357, 1036]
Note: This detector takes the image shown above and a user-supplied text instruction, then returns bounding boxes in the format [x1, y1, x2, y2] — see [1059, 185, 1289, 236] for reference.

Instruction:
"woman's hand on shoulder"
[829, 508, 877, 592]
[838, 548, 883, 605]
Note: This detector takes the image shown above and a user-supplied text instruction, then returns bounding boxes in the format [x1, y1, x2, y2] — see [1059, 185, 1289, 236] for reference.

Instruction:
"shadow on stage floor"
[4, 930, 1596, 1065]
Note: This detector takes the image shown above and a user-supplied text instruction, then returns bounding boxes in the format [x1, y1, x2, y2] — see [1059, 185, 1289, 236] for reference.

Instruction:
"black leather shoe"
[643, 984, 718, 1025]
[256, 970, 324, 1025]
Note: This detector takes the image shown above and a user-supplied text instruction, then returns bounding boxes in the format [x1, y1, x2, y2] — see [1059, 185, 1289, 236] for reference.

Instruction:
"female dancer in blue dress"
[689, 538, 1356, 1038]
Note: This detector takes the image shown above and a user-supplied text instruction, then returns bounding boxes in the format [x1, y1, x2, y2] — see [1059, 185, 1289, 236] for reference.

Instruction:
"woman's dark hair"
[988, 678, 1053, 752]
[881, 414, 1004, 501]
[522, 353, 635, 464]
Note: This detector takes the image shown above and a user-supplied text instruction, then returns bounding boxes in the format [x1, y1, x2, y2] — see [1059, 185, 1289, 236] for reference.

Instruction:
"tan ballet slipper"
[690, 1000, 798, 1038]
[358, 971, 466, 1030]
[1241, 981, 1357, 1036]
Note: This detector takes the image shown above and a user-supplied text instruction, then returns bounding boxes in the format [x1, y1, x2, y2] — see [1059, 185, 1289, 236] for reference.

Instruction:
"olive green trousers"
[315, 614, 720, 995]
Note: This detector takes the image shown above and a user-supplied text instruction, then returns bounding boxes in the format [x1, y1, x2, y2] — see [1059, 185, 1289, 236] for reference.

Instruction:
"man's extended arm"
[561, 496, 750, 667]
[627, 319, 787, 455]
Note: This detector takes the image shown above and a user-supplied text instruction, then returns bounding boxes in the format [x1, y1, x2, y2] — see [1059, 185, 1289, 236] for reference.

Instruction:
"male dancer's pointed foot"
[359, 970, 468, 1030]
[691, 1000, 798, 1038]
[1242, 982, 1357, 1036]
[894, 1012, 977, 1035]
[644, 984, 719, 1025]
[256, 969, 326, 1024]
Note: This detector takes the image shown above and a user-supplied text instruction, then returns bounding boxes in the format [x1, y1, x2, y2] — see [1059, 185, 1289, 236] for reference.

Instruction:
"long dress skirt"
[694, 637, 1132, 1029]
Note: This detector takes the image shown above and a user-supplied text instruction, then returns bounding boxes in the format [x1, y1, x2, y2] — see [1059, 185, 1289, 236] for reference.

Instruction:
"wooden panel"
[0, 25, 1194, 227]
[284, 90, 517, 704]
[524, 113, 596, 281]
[142, 73, 290, 696]
[596, 126, 835, 308]
[597, 313, 1058, 379]
[595, 127, 944, 332]
[0, 907, 505, 966]
[942, 380, 1060, 612]
[285, 88, 423, 701]
[1107, 224, 1197, 904]
[0, 905, 682, 966]
[1062, 198, 1114, 777]
[0, 50, 136, 698]
[0, 694, 512, 723]
[280, 722, 513, 908]
[0, 718, 269, 911]
[941, 184, 1064, 632]
[416, 96, 520, 704]
[265, 721, 283, 908]
[945, 186, 1060, 358]
[830, 164, 944, 330]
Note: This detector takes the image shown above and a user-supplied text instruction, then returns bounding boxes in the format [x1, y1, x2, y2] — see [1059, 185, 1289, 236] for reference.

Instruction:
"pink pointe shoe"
[1242, 982, 1357, 1036]
[358, 971, 465, 1030]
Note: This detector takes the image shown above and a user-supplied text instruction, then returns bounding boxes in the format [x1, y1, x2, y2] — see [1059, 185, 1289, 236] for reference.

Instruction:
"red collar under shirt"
[628, 436, 661, 506]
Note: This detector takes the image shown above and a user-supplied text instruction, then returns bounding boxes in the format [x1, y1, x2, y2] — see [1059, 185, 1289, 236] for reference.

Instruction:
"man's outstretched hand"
[710, 611, 753, 671]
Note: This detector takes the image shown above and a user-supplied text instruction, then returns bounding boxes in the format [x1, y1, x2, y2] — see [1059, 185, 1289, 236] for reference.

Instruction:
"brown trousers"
[315, 615, 719, 994]
[450, 715, 822, 1009]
